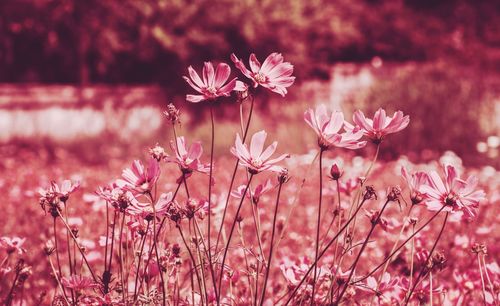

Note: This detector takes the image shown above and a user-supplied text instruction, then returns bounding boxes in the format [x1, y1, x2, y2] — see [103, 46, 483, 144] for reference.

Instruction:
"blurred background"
[0, 0, 499, 167]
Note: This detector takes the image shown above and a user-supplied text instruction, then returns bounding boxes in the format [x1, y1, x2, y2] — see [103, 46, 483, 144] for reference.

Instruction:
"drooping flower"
[419, 165, 486, 218]
[230, 130, 289, 174]
[165, 136, 210, 176]
[183, 62, 245, 103]
[116, 158, 160, 194]
[126, 192, 174, 220]
[231, 179, 275, 205]
[231, 52, 295, 96]
[0, 237, 26, 255]
[304, 104, 366, 150]
[401, 166, 430, 204]
[350, 108, 410, 144]
[61, 275, 97, 291]
[50, 180, 80, 202]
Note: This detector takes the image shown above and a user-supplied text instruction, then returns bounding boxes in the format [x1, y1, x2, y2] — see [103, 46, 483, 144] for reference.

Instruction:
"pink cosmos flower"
[183, 198, 209, 220]
[231, 179, 274, 205]
[126, 192, 174, 220]
[350, 108, 410, 144]
[0, 237, 26, 255]
[61, 275, 97, 291]
[401, 166, 430, 204]
[304, 104, 366, 150]
[230, 130, 289, 174]
[231, 52, 295, 96]
[165, 136, 210, 175]
[39, 180, 80, 205]
[419, 165, 486, 218]
[183, 61, 244, 103]
[116, 158, 160, 194]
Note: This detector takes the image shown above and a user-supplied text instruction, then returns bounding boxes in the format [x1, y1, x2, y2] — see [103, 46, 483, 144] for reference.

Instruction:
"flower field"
[0, 52, 499, 306]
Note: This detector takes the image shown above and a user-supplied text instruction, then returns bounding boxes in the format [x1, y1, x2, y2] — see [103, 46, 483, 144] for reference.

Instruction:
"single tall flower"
[231, 130, 289, 174]
[350, 108, 410, 144]
[165, 136, 210, 175]
[231, 52, 295, 96]
[419, 165, 486, 218]
[116, 159, 160, 194]
[183, 61, 244, 103]
[304, 104, 366, 150]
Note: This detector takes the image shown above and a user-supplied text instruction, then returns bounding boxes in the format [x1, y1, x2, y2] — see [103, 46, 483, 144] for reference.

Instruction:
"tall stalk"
[311, 149, 325, 303]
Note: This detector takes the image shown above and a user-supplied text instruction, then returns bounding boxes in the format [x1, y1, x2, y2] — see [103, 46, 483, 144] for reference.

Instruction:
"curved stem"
[311, 149, 324, 303]
[404, 212, 449, 305]
[259, 182, 284, 305]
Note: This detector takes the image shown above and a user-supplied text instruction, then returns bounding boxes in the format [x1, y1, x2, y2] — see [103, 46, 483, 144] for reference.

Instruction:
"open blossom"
[116, 158, 160, 194]
[230, 130, 289, 174]
[0, 237, 26, 254]
[61, 275, 97, 291]
[401, 166, 430, 204]
[183, 61, 244, 103]
[231, 179, 274, 204]
[126, 192, 174, 219]
[304, 104, 366, 150]
[165, 136, 210, 175]
[231, 52, 295, 96]
[39, 180, 79, 205]
[419, 164, 486, 218]
[350, 108, 410, 143]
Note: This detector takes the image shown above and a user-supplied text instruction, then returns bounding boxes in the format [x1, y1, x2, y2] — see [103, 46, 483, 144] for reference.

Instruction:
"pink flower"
[419, 165, 486, 218]
[183, 61, 244, 103]
[165, 136, 210, 175]
[116, 158, 160, 194]
[350, 108, 410, 143]
[230, 130, 289, 174]
[39, 180, 80, 205]
[231, 52, 295, 96]
[126, 192, 174, 220]
[401, 166, 430, 204]
[337, 178, 359, 196]
[231, 179, 275, 204]
[183, 198, 209, 220]
[304, 104, 366, 150]
[61, 275, 97, 291]
[0, 237, 26, 255]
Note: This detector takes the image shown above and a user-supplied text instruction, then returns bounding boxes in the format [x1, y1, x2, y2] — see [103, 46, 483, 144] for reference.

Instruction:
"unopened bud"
[329, 163, 343, 181]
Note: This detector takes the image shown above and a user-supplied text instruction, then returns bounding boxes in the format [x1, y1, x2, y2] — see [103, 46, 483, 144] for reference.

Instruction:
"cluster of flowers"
[1, 51, 495, 306]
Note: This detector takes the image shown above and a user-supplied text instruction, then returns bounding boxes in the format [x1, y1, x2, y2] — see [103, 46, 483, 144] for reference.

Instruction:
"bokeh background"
[0, 0, 499, 166]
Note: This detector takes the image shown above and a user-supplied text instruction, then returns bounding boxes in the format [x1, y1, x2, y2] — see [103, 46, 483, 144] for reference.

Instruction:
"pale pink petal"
[214, 63, 231, 88]
[187, 66, 205, 88]
[203, 62, 215, 87]
[250, 130, 267, 157]
[186, 94, 206, 103]
[249, 54, 261, 73]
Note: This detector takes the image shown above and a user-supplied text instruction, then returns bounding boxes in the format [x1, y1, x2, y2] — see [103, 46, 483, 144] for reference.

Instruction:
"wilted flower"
[183, 198, 209, 220]
[230, 130, 289, 174]
[231, 179, 274, 205]
[231, 52, 295, 96]
[0, 237, 26, 255]
[401, 167, 430, 205]
[61, 275, 97, 291]
[165, 136, 210, 176]
[149, 144, 167, 161]
[304, 104, 366, 150]
[419, 164, 486, 218]
[163, 103, 180, 124]
[349, 108, 410, 144]
[126, 192, 174, 220]
[116, 158, 160, 194]
[183, 61, 244, 103]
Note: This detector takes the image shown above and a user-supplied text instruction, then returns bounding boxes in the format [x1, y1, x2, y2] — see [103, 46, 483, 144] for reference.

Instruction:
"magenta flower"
[304, 104, 366, 150]
[231, 179, 274, 204]
[0, 237, 26, 255]
[350, 108, 410, 144]
[61, 275, 97, 291]
[116, 158, 160, 194]
[165, 136, 210, 175]
[183, 62, 244, 103]
[419, 165, 486, 218]
[126, 192, 174, 220]
[231, 52, 295, 96]
[401, 166, 430, 204]
[230, 130, 289, 174]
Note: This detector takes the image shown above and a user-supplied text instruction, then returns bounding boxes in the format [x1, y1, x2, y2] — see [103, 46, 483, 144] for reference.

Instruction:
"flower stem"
[311, 149, 325, 303]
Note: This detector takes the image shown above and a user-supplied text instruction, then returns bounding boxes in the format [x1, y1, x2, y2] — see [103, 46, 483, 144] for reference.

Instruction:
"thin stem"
[284, 196, 370, 305]
[207, 105, 216, 296]
[259, 181, 284, 305]
[311, 149, 325, 302]
[335, 199, 392, 304]
[218, 174, 254, 300]
[177, 224, 204, 305]
[133, 222, 150, 301]
[404, 212, 449, 305]
[478, 254, 488, 305]
[215, 95, 254, 252]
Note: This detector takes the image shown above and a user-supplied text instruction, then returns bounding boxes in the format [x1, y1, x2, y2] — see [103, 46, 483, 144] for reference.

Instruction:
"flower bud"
[329, 163, 343, 181]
